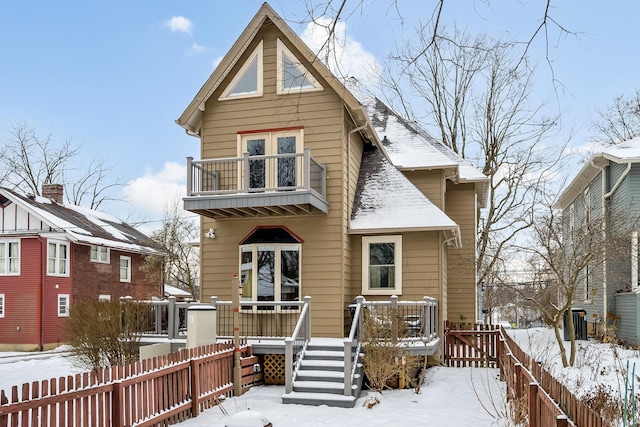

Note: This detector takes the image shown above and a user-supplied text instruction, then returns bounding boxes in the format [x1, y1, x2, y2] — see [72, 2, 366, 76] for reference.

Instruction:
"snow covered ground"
[178, 367, 508, 426]
[1, 327, 636, 426]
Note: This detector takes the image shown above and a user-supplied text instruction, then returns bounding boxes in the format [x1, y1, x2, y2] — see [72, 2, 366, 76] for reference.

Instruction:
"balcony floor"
[184, 190, 329, 219]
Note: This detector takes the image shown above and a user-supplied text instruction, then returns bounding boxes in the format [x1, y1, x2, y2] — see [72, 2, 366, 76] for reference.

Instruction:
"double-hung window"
[58, 294, 70, 317]
[0, 240, 19, 275]
[47, 240, 69, 276]
[239, 227, 301, 310]
[239, 129, 303, 192]
[362, 235, 402, 295]
[120, 256, 131, 282]
[90, 245, 110, 263]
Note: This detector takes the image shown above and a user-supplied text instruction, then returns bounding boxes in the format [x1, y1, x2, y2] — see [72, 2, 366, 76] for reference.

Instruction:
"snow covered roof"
[350, 145, 460, 246]
[556, 136, 640, 209]
[0, 187, 165, 255]
[164, 284, 193, 298]
[357, 92, 488, 207]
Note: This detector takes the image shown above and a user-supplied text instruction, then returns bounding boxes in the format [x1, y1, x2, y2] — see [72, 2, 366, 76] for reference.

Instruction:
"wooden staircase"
[281, 339, 364, 408]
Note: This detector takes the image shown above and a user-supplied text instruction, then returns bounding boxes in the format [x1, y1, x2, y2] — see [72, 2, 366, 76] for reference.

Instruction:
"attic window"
[277, 39, 322, 94]
[220, 41, 263, 100]
[0, 195, 10, 208]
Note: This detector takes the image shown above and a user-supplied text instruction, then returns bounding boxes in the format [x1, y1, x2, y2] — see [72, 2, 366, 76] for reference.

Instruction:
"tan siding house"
[177, 3, 487, 338]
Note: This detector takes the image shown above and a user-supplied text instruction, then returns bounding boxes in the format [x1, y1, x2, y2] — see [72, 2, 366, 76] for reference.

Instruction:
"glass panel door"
[246, 138, 266, 190]
[277, 136, 297, 189]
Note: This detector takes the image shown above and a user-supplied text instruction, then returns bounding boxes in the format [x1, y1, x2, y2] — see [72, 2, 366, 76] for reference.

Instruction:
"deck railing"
[284, 296, 312, 393]
[186, 148, 326, 198]
[343, 296, 439, 397]
[137, 297, 306, 340]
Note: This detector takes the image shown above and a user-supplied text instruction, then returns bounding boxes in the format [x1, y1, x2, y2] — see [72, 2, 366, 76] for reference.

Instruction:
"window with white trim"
[362, 235, 402, 295]
[219, 41, 263, 100]
[98, 294, 111, 302]
[239, 129, 304, 191]
[0, 294, 4, 318]
[239, 227, 301, 310]
[276, 39, 323, 94]
[47, 240, 69, 276]
[0, 240, 20, 275]
[58, 294, 70, 317]
[120, 256, 131, 282]
[90, 245, 110, 263]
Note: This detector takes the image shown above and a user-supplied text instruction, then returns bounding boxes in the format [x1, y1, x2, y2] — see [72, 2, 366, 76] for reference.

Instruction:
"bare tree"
[145, 198, 200, 300]
[383, 27, 561, 300]
[520, 194, 632, 367]
[592, 88, 640, 145]
[0, 121, 124, 209]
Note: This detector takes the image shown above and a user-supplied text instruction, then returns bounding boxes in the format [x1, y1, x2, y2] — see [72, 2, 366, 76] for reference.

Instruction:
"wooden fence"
[500, 331, 610, 427]
[444, 322, 609, 427]
[444, 321, 500, 367]
[0, 341, 260, 427]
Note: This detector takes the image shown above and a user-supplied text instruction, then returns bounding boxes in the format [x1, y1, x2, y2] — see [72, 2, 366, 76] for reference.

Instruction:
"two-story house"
[556, 136, 640, 343]
[177, 3, 487, 338]
[0, 184, 165, 351]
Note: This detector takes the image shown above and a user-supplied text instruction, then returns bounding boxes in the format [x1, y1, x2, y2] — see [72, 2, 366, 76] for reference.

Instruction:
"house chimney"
[42, 184, 64, 204]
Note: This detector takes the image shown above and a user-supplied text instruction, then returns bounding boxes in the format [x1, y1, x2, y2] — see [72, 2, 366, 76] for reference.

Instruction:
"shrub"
[66, 299, 150, 372]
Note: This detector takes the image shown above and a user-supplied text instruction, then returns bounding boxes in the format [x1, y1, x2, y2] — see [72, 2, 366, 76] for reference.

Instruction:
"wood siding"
[614, 292, 640, 344]
[445, 182, 478, 322]
[404, 170, 445, 210]
[349, 231, 442, 302]
[198, 23, 350, 337]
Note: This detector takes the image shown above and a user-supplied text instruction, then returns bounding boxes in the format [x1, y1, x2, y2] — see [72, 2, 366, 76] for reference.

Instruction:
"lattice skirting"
[263, 354, 286, 385]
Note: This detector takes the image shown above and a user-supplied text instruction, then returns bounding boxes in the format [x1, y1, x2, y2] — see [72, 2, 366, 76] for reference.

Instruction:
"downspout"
[37, 235, 46, 351]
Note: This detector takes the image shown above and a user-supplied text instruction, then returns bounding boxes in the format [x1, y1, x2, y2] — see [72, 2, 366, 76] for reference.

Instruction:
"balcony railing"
[186, 148, 326, 198]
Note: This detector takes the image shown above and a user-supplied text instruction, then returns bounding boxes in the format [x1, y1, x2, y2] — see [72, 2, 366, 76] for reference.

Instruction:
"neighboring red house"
[0, 184, 165, 351]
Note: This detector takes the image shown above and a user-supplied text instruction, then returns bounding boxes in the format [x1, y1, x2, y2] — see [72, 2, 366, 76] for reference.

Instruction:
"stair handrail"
[344, 296, 365, 396]
[284, 295, 312, 394]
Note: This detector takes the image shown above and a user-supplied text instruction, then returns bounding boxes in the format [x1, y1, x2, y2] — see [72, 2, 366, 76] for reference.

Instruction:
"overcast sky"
[1, 1, 638, 229]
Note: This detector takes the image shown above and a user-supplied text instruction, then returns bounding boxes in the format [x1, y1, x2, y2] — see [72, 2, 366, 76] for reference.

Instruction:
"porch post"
[167, 296, 176, 340]
[343, 339, 352, 396]
[304, 295, 311, 340]
[304, 148, 311, 190]
[285, 338, 293, 393]
[243, 153, 250, 191]
[186, 157, 193, 196]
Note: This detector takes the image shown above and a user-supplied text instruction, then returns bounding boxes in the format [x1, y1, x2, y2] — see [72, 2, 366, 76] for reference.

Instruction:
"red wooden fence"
[0, 341, 259, 427]
[444, 322, 610, 426]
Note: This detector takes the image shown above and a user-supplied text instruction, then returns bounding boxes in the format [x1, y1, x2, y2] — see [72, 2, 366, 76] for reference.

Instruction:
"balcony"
[184, 148, 329, 219]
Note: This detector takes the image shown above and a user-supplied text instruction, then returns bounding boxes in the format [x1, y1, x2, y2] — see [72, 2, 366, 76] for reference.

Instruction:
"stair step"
[293, 380, 358, 395]
[281, 391, 357, 408]
[296, 369, 344, 382]
[300, 359, 344, 371]
[304, 350, 344, 360]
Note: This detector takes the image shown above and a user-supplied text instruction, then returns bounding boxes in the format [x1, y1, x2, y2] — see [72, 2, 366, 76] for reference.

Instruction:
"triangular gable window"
[220, 41, 263, 100]
[240, 226, 303, 245]
[0, 195, 10, 209]
[277, 39, 323, 95]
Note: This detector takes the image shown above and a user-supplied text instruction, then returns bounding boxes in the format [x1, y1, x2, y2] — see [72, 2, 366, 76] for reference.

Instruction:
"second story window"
[120, 256, 131, 282]
[90, 245, 110, 263]
[0, 240, 19, 275]
[48, 240, 69, 276]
